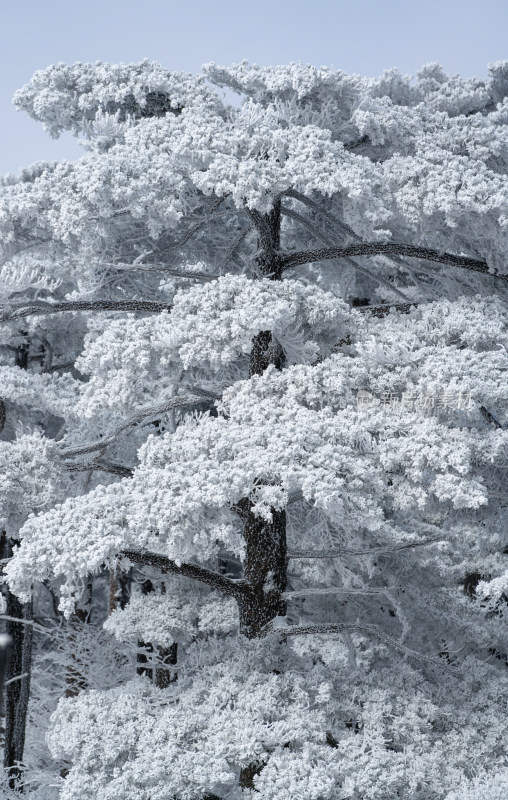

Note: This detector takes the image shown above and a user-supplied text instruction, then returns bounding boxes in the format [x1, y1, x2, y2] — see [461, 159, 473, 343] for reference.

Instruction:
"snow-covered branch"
[271, 622, 452, 668]
[60, 393, 209, 457]
[288, 536, 443, 559]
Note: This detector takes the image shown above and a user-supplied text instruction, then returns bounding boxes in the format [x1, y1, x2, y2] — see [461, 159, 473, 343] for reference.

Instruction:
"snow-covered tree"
[1, 58, 508, 798]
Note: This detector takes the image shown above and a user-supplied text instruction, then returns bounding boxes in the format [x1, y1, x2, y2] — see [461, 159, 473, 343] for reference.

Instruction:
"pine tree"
[1, 59, 508, 798]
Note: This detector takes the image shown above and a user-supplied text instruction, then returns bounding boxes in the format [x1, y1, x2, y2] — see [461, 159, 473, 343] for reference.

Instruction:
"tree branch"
[104, 263, 217, 280]
[282, 189, 441, 295]
[60, 394, 205, 458]
[269, 621, 453, 668]
[480, 406, 505, 429]
[66, 460, 134, 478]
[358, 302, 420, 318]
[121, 550, 245, 598]
[283, 587, 388, 598]
[281, 206, 410, 301]
[217, 225, 252, 273]
[280, 243, 504, 280]
[149, 198, 230, 257]
[0, 299, 173, 323]
[288, 536, 443, 559]
[282, 188, 360, 243]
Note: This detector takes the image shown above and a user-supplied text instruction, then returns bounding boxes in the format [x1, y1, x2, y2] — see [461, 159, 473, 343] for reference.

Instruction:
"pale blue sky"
[1, 0, 507, 175]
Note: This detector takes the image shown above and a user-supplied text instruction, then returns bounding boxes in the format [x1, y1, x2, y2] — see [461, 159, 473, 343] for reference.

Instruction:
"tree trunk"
[238, 204, 288, 639]
[2, 530, 33, 792]
[136, 579, 155, 680]
[108, 567, 131, 614]
[155, 643, 178, 688]
[236, 500, 287, 639]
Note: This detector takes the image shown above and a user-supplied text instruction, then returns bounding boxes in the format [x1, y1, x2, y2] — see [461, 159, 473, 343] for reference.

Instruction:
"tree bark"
[2, 533, 33, 792]
[155, 643, 178, 688]
[238, 203, 288, 640]
[108, 567, 131, 614]
[235, 499, 287, 639]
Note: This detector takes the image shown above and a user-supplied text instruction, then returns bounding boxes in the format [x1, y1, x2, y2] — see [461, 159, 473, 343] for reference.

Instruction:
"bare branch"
[104, 263, 217, 280]
[283, 587, 388, 598]
[280, 243, 503, 280]
[288, 536, 443, 559]
[358, 302, 420, 318]
[66, 460, 134, 478]
[1, 299, 173, 323]
[217, 225, 252, 273]
[121, 550, 245, 598]
[281, 205, 410, 302]
[144, 197, 232, 260]
[480, 406, 505, 429]
[270, 621, 452, 668]
[282, 189, 360, 243]
[0, 615, 52, 637]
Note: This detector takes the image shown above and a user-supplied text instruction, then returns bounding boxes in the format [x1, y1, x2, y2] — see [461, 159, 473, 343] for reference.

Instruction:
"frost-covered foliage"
[0, 433, 66, 535]
[45, 642, 508, 800]
[14, 60, 222, 146]
[2, 58, 508, 799]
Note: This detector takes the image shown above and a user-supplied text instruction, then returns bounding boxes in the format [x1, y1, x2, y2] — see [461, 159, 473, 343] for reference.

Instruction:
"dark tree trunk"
[235, 203, 289, 790]
[2, 532, 33, 791]
[136, 579, 178, 687]
[108, 567, 131, 614]
[236, 203, 288, 640]
[248, 330, 285, 378]
[235, 500, 287, 639]
[155, 643, 178, 688]
[1, 339, 33, 790]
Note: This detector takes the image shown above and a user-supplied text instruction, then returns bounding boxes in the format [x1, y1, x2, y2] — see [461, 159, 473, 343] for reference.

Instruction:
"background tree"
[1, 59, 508, 798]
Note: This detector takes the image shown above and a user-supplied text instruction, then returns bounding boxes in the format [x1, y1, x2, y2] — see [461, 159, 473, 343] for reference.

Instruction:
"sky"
[1, 0, 507, 175]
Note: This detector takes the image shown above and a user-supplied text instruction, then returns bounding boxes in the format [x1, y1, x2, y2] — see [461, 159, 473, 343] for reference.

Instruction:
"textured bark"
[248, 330, 285, 377]
[1, 299, 173, 323]
[239, 760, 266, 790]
[1, 341, 33, 790]
[155, 643, 178, 688]
[2, 530, 33, 791]
[235, 499, 287, 639]
[279, 241, 503, 279]
[239, 203, 288, 640]
[108, 567, 131, 614]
